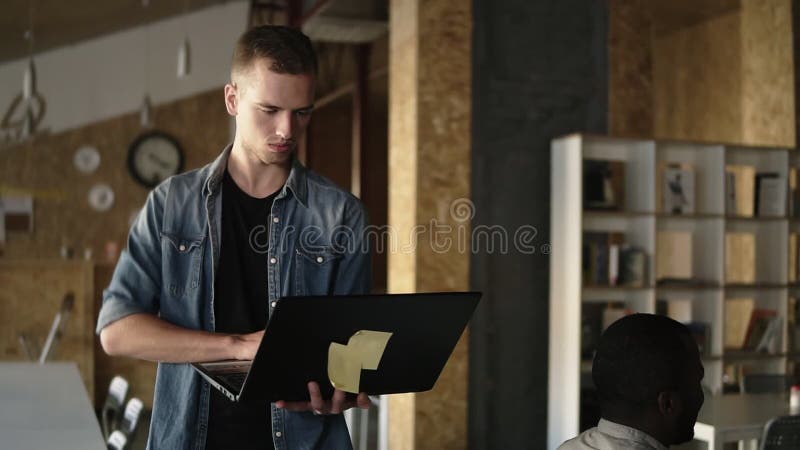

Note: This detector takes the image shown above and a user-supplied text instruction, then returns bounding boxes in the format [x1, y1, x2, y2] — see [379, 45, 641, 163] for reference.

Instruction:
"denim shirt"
[96, 144, 371, 450]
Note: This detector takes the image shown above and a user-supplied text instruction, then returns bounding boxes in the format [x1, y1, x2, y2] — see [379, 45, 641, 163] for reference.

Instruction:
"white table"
[693, 393, 789, 450]
[0, 362, 105, 450]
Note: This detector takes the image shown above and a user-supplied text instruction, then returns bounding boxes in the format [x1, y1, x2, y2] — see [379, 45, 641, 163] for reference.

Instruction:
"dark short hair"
[231, 25, 317, 77]
[592, 314, 695, 411]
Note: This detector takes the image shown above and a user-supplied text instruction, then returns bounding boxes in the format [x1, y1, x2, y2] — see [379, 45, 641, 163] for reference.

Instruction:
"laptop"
[192, 291, 481, 403]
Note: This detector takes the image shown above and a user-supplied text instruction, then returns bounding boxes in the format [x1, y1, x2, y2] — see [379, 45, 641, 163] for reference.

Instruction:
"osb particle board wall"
[0, 87, 231, 260]
[0, 260, 95, 397]
[610, 0, 796, 147]
[0, 86, 231, 407]
[652, 0, 795, 147]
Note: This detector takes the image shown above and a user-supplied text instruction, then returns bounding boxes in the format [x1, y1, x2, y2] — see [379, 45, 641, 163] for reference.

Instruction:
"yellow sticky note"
[328, 342, 362, 392]
[327, 330, 393, 393]
[348, 330, 393, 370]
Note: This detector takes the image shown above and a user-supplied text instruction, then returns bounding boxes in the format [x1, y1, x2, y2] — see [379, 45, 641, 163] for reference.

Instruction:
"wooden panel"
[387, 0, 419, 446]
[651, 0, 794, 147]
[653, 11, 743, 143]
[740, 0, 795, 147]
[415, 0, 472, 447]
[652, 0, 740, 35]
[307, 94, 353, 190]
[609, 0, 654, 138]
[363, 71, 389, 293]
[388, 0, 472, 448]
[0, 260, 95, 399]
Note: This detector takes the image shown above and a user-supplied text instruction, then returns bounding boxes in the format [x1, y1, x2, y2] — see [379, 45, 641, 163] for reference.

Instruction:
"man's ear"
[224, 83, 238, 116]
[656, 391, 681, 417]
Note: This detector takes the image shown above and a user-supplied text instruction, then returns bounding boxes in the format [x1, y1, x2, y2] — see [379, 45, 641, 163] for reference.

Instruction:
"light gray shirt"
[557, 419, 669, 450]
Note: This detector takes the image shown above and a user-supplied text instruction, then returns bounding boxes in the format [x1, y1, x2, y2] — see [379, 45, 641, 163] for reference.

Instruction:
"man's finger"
[308, 381, 325, 413]
[356, 393, 371, 409]
[329, 388, 346, 415]
[275, 400, 311, 412]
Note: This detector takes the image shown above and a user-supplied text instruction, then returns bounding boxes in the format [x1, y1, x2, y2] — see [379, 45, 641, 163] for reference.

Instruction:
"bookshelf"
[547, 134, 798, 449]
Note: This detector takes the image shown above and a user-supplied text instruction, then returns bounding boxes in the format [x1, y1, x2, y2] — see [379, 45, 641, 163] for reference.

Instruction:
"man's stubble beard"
[242, 136, 294, 166]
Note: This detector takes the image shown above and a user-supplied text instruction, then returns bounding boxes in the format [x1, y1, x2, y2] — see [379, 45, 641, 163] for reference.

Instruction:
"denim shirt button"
[275, 431, 282, 438]
[179, 244, 186, 252]
[270, 257, 277, 264]
[316, 256, 324, 263]
[272, 216, 279, 223]
[271, 301, 277, 308]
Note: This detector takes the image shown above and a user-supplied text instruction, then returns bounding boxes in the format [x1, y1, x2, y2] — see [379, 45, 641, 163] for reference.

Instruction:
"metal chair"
[101, 376, 129, 440]
[120, 398, 144, 436]
[741, 374, 792, 394]
[17, 292, 74, 363]
[107, 430, 128, 450]
[39, 293, 74, 363]
[759, 415, 800, 450]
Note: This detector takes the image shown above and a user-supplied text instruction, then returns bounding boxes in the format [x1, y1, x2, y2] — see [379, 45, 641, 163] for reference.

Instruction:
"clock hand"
[147, 152, 172, 170]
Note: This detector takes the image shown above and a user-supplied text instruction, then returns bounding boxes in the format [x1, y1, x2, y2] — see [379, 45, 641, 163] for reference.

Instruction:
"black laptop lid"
[239, 291, 481, 403]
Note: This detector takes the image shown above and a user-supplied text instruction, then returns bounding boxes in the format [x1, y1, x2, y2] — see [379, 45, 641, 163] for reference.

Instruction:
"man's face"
[226, 57, 315, 165]
[668, 339, 705, 444]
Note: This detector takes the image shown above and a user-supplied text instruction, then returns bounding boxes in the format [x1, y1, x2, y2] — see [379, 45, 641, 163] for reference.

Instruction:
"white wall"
[0, 1, 248, 136]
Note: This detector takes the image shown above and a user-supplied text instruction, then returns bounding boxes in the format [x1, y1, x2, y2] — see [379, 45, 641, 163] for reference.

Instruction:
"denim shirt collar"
[203, 143, 308, 207]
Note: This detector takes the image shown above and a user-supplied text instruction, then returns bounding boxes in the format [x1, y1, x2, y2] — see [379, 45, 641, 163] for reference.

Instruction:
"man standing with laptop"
[96, 26, 371, 450]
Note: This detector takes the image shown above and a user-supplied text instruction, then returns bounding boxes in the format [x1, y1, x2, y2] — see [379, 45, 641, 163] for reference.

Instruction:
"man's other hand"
[275, 381, 371, 414]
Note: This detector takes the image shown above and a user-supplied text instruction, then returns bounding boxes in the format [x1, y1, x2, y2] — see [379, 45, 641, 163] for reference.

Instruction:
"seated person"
[559, 313, 705, 450]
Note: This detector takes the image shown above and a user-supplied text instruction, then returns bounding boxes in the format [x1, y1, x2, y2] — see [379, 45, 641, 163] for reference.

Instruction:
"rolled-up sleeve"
[96, 183, 167, 334]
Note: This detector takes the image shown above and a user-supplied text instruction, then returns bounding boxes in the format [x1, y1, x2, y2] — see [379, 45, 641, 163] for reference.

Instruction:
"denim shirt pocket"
[294, 246, 344, 296]
[161, 232, 205, 299]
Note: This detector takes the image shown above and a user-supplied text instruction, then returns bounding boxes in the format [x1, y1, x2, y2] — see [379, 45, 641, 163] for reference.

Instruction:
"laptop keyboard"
[218, 372, 247, 391]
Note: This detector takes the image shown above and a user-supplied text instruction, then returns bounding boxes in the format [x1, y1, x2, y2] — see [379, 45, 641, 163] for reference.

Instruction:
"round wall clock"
[74, 145, 101, 174]
[127, 131, 184, 188]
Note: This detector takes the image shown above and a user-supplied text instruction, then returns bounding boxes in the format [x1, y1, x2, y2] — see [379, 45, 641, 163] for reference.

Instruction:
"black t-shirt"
[205, 170, 278, 450]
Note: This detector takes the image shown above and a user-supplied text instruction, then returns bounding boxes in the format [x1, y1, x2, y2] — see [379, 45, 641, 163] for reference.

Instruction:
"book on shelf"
[583, 232, 626, 286]
[618, 246, 648, 287]
[790, 167, 800, 217]
[743, 309, 780, 353]
[725, 232, 756, 284]
[790, 233, 797, 284]
[726, 165, 756, 217]
[790, 297, 800, 352]
[583, 159, 626, 210]
[581, 303, 606, 359]
[608, 244, 620, 286]
[724, 301, 782, 354]
[725, 298, 755, 349]
[754, 172, 786, 217]
[725, 170, 736, 215]
[753, 316, 782, 354]
[658, 162, 695, 215]
[656, 298, 693, 323]
[656, 231, 693, 282]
